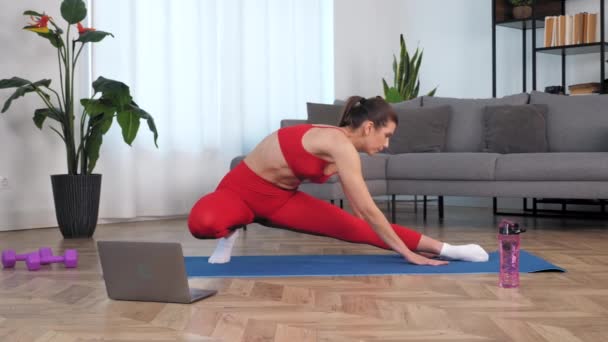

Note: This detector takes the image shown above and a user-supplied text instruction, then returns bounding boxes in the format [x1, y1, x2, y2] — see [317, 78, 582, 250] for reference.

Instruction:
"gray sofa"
[232, 91, 608, 220]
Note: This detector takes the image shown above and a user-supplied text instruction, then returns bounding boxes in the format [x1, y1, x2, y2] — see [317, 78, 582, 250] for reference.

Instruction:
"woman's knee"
[188, 203, 230, 239]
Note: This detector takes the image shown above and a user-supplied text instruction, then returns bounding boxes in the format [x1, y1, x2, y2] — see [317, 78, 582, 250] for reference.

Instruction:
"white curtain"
[89, 0, 334, 221]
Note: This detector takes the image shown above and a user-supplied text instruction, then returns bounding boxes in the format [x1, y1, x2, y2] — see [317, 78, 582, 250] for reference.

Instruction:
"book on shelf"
[543, 13, 599, 47]
[544, 16, 555, 47]
[585, 12, 597, 44]
[570, 91, 601, 96]
[568, 82, 601, 95]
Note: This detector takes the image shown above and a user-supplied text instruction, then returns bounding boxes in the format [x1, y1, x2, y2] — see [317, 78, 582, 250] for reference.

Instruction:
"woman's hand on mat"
[404, 252, 449, 266]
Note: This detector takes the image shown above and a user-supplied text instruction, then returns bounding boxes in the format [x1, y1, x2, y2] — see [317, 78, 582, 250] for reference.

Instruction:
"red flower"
[77, 22, 95, 34]
[24, 14, 51, 33]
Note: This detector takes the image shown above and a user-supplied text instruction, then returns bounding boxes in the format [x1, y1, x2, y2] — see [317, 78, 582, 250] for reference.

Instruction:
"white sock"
[439, 243, 489, 262]
[208, 230, 239, 264]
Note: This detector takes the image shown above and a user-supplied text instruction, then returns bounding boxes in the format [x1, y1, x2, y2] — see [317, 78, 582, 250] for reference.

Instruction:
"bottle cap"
[498, 218, 526, 235]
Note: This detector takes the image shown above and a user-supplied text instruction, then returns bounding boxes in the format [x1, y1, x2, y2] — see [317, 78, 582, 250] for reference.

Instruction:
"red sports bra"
[277, 124, 342, 184]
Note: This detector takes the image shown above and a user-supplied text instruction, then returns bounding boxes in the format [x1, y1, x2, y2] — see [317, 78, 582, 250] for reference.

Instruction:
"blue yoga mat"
[184, 250, 565, 278]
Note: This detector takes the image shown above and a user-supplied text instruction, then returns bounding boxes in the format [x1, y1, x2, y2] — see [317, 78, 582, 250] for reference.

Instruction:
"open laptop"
[97, 241, 217, 304]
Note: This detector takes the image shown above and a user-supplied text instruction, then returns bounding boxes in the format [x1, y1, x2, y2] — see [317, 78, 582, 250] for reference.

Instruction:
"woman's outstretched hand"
[404, 252, 449, 266]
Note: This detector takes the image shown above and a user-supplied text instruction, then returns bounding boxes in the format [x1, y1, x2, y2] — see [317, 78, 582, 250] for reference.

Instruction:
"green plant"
[509, 0, 533, 6]
[382, 34, 437, 103]
[0, 0, 158, 175]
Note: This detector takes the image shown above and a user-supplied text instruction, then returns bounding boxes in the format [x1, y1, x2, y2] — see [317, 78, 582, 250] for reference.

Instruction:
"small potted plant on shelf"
[510, 0, 534, 19]
[0, 0, 159, 238]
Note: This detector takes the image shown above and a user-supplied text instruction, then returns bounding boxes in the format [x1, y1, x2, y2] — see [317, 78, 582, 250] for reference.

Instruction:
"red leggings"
[188, 162, 422, 251]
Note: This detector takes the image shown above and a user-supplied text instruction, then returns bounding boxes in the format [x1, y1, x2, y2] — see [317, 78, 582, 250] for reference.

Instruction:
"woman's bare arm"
[342, 187, 364, 219]
[326, 134, 446, 265]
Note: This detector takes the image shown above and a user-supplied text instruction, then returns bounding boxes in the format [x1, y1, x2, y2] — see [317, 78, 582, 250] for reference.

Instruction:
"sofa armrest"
[281, 119, 307, 128]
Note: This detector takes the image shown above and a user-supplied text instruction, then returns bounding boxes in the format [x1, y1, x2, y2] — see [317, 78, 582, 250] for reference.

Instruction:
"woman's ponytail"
[338, 95, 398, 129]
[338, 96, 364, 127]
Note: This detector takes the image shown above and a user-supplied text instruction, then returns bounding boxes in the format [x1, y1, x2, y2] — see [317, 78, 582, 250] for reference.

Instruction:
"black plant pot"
[51, 174, 102, 238]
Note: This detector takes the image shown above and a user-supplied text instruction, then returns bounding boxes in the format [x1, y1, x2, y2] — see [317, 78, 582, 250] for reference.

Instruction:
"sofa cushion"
[529, 91, 608, 152]
[390, 105, 451, 153]
[280, 119, 307, 128]
[300, 153, 387, 184]
[386, 153, 500, 181]
[230, 155, 246, 169]
[422, 93, 530, 152]
[306, 103, 342, 126]
[495, 153, 608, 181]
[391, 97, 422, 110]
[482, 104, 549, 153]
[360, 154, 388, 180]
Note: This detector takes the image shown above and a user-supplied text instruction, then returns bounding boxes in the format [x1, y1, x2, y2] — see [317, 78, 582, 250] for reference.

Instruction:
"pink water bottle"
[498, 219, 526, 288]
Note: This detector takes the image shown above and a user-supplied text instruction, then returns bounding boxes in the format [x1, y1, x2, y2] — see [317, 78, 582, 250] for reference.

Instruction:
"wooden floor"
[1, 203, 607, 341]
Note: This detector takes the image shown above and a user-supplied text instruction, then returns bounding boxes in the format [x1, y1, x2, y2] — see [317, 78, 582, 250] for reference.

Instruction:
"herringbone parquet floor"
[1, 203, 607, 341]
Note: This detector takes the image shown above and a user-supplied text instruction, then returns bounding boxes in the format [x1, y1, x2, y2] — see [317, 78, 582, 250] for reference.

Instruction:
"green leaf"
[0, 77, 32, 89]
[32, 79, 52, 88]
[396, 53, 404, 93]
[129, 102, 158, 147]
[385, 87, 404, 104]
[83, 110, 114, 173]
[92, 76, 132, 108]
[412, 49, 423, 81]
[1, 80, 52, 113]
[426, 87, 438, 97]
[84, 119, 104, 174]
[399, 52, 409, 95]
[117, 110, 140, 145]
[36, 31, 64, 48]
[76, 30, 114, 43]
[392, 55, 397, 87]
[61, 0, 87, 24]
[99, 112, 114, 134]
[33, 107, 64, 129]
[81, 98, 115, 116]
[413, 81, 420, 98]
[382, 79, 390, 98]
[23, 10, 45, 17]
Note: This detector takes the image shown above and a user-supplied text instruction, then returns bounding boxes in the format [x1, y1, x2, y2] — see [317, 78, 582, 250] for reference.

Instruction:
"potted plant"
[0, 0, 158, 238]
[510, 0, 534, 19]
[382, 34, 437, 103]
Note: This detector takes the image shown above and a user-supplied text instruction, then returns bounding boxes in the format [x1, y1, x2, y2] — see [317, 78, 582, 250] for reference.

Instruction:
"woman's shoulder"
[308, 125, 347, 141]
[307, 125, 354, 155]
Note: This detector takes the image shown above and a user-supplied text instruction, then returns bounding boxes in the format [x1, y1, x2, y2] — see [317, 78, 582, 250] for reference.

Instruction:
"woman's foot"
[208, 230, 239, 264]
[439, 243, 489, 262]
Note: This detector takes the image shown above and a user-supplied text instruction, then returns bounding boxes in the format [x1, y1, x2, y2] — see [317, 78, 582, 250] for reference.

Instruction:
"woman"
[188, 96, 489, 265]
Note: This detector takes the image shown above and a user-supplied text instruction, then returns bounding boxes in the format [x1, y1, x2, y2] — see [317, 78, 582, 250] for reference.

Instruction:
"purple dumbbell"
[1, 249, 41, 271]
[39, 248, 78, 268]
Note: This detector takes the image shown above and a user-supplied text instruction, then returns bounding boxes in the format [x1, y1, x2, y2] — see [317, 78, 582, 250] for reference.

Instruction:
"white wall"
[0, 0, 69, 230]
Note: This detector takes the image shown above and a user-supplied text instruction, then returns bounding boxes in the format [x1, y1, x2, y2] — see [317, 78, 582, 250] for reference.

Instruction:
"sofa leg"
[533, 198, 538, 215]
[340, 199, 343, 209]
[423, 195, 427, 220]
[438, 196, 444, 219]
[330, 199, 335, 205]
[391, 194, 396, 223]
[493, 197, 498, 214]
